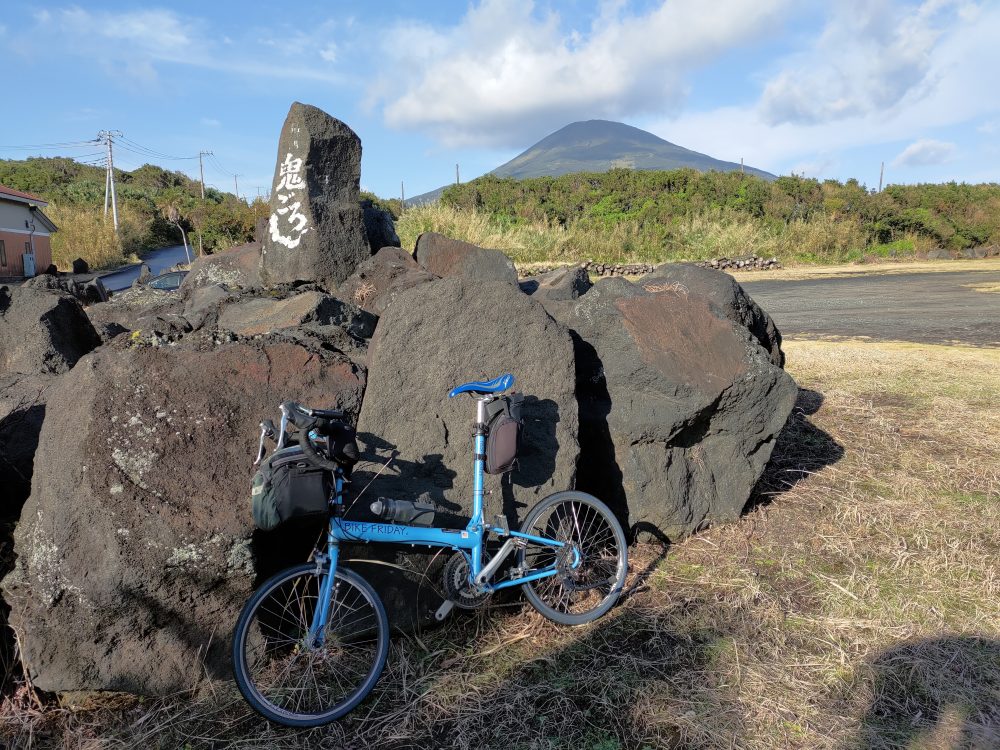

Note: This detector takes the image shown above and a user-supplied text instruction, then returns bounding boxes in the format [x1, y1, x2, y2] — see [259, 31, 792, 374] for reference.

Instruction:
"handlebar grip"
[297, 427, 341, 473]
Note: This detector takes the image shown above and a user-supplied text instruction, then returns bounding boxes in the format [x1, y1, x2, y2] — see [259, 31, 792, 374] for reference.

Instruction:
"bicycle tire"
[517, 491, 628, 625]
[232, 562, 389, 727]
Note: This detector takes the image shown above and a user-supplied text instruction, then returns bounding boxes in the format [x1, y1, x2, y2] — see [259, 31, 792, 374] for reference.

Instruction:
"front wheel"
[517, 491, 628, 625]
[232, 562, 389, 727]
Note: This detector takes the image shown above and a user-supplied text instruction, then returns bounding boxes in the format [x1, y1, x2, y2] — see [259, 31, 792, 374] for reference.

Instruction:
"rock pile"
[0, 103, 798, 698]
[583, 261, 655, 276]
[696, 255, 782, 271]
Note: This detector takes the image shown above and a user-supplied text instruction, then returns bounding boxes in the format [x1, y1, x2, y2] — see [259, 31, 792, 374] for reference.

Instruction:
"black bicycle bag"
[483, 392, 524, 474]
[251, 445, 331, 531]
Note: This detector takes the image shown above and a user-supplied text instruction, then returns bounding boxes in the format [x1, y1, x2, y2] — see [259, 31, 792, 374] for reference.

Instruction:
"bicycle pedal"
[493, 514, 509, 535]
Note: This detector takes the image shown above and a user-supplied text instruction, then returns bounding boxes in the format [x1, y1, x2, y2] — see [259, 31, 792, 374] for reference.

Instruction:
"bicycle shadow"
[849, 636, 1000, 749]
[142, 589, 745, 748]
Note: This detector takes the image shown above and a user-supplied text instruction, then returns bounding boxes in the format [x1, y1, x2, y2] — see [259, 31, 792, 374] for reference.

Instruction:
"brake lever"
[253, 422, 268, 466]
[278, 404, 290, 450]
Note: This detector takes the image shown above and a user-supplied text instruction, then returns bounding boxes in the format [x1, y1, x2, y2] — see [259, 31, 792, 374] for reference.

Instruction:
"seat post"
[471, 396, 489, 526]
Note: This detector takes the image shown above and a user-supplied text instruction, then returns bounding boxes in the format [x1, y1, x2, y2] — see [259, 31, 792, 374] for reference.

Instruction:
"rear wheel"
[232, 563, 389, 727]
[517, 491, 628, 625]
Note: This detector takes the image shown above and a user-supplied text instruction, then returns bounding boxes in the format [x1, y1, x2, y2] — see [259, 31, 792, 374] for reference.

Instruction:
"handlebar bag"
[251, 446, 330, 531]
[483, 392, 524, 475]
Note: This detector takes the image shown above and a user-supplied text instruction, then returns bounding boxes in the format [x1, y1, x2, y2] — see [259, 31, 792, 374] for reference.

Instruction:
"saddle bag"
[483, 393, 524, 474]
[251, 445, 331, 531]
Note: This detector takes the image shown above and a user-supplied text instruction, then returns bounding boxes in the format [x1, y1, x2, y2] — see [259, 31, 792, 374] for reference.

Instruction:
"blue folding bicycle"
[232, 374, 628, 727]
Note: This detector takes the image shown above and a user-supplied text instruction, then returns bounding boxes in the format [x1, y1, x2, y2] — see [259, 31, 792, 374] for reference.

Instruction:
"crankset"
[441, 552, 492, 610]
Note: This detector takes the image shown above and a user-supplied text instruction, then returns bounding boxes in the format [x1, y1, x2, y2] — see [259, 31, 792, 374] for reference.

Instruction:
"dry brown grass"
[963, 281, 1000, 294]
[2, 339, 998, 749]
[727, 257, 1000, 283]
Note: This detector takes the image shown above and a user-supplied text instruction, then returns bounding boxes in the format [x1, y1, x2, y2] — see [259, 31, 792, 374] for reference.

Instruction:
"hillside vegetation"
[396, 170, 1000, 266]
[0, 157, 262, 270]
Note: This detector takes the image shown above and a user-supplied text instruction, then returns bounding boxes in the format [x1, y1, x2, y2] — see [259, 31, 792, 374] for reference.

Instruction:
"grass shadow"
[851, 636, 1000, 749]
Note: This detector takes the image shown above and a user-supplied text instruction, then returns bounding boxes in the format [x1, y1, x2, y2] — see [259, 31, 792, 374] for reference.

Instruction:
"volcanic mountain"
[409, 119, 774, 204]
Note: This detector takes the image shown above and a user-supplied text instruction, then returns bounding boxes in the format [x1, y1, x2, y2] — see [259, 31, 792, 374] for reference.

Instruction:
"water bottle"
[370, 497, 436, 526]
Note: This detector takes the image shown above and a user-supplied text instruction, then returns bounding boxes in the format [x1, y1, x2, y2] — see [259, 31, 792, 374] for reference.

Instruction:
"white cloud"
[891, 138, 956, 167]
[201, 117, 221, 128]
[25, 7, 347, 86]
[760, 0, 975, 125]
[648, 1, 1000, 177]
[320, 43, 338, 63]
[376, 0, 791, 147]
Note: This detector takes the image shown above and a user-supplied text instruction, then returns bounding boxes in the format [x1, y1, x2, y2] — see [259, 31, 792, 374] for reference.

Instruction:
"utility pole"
[740, 157, 744, 174]
[103, 159, 111, 215]
[233, 174, 241, 200]
[456, 163, 460, 185]
[198, 150, 213, 199]
[400, 181, 405, 213]
[98, 130, 122, 232]
[878, 161, 884, 193]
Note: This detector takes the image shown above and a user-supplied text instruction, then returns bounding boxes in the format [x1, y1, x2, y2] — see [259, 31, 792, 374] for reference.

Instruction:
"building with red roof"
[0, 184, 58, 280]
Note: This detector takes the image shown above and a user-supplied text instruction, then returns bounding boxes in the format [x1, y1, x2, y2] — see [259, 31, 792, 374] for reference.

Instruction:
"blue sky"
[1, 0, 997, 199]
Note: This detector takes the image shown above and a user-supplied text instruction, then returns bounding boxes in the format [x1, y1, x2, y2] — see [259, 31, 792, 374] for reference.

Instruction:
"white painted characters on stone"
[275, 153, 305, 192]
[269, 152, 310, 249]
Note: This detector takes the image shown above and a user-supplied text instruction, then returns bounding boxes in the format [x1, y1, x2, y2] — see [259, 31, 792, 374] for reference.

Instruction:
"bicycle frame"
[308, 396, 568, 643]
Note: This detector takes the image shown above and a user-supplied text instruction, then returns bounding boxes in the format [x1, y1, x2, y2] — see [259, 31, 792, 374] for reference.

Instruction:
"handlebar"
[274, 401, 352, 473]
[297, 427, 342, 473]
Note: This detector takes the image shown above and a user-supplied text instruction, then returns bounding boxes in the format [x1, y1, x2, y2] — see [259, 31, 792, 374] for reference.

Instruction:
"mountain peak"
[407, 120, 773, 205]
[491, 120, 772, 181]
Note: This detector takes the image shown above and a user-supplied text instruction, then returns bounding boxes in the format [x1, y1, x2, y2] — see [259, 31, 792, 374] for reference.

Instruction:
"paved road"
[99, 244, 192, 292]
[741, 268, 1000, 346]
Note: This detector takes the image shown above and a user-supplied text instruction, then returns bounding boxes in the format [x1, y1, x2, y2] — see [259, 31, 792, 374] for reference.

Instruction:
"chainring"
[442, 552, 492, 609]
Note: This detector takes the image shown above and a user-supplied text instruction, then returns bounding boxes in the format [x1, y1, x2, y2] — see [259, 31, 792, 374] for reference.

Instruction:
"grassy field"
[2, 338, 998, 748]
[395, 202, 952, 268]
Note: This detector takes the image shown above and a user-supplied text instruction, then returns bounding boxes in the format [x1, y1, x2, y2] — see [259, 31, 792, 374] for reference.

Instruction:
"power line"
[208, 153, 237, 178]
[0, 139, 100, 150]
[118, 135, 200, 161]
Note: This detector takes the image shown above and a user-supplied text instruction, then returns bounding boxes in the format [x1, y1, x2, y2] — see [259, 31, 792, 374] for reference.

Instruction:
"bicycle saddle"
[448, 373, 515, 398]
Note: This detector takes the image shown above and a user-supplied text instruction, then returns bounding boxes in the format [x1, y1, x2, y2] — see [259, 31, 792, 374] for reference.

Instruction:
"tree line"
[0, 157, 262, 270]
[438, 169, 1000, 260]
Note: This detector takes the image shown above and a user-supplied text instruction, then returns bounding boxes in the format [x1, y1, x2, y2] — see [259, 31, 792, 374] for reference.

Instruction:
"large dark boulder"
[550, 277, 797, 540]
[352, 277, 578, 626]
[216, 291, 377, 340]
[2, 335, 366, 695]
[639, 263, 784, 367]
[86, 287, 183, 340]
[259, 103, 370, 289]
[0, 285, 100, 375]
[182, 242, 262, 291]
[413, 233, 517, 284]
[356, 276, 578, 517]
[361, 200, 401, 254]
[520, 264, 592, 302]
[338, 246, 438, 314]
[23, 273, 109, 305]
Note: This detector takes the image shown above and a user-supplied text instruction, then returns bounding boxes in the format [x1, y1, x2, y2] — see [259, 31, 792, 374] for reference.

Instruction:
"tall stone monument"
[259, 102, 370, 288]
